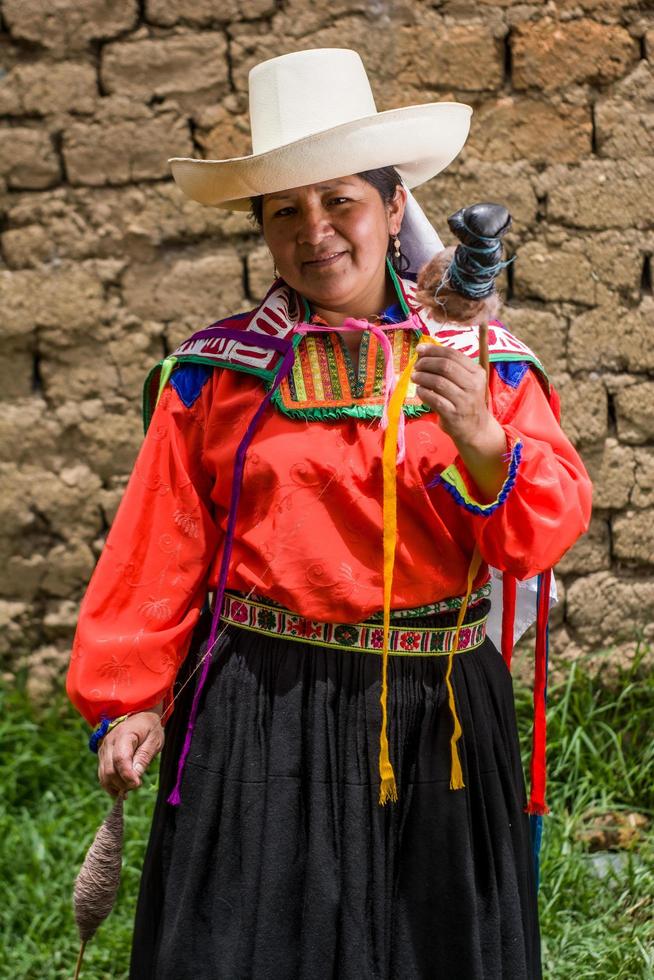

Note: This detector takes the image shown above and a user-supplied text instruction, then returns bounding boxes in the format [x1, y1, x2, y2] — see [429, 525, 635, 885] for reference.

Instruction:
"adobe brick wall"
[0, 0, 652, 697]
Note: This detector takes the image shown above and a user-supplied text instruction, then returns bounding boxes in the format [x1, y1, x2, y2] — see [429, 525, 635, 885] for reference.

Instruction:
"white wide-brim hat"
[169, 48, 473, 273]
[169, 48, 472, 212]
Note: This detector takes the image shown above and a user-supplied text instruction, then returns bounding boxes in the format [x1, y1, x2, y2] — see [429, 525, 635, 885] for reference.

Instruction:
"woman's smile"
[302, 250, 348, 269]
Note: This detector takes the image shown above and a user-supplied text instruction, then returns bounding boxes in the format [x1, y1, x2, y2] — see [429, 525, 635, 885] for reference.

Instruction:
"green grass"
[1, 649, 652, 979]
[516, 646, 654, 979]
[0, 684, 158, 980]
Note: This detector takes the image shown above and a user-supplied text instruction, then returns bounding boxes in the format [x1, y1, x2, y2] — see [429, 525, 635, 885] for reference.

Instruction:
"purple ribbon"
[168, 336, 297, 805]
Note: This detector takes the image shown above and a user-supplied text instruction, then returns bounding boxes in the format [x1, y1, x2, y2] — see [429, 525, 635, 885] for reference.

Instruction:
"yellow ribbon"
[379, 334, 483, 801]
[445, 546, 483, 789]
[379, 336, 439, 803]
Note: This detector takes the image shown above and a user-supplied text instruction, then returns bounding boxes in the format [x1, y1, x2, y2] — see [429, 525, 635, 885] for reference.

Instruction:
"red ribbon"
[526, 570, 551, 816]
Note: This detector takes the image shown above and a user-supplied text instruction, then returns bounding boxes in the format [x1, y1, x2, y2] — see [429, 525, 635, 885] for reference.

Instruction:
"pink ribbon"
[296, 313, 424, 464]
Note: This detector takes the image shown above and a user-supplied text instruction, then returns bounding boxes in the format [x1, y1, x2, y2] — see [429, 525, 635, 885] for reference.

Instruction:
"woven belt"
[221, 592, 488, 657]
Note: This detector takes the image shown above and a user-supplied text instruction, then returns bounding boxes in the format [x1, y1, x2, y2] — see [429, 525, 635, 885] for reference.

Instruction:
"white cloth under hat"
[400, 185, 445, 273]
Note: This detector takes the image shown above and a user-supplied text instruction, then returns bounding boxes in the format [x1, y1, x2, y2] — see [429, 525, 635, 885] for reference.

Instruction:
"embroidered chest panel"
[272, 327, 430, 420]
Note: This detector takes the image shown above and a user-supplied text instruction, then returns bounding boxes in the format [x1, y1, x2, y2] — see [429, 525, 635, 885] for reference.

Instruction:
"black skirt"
[131, 601, 541, 980]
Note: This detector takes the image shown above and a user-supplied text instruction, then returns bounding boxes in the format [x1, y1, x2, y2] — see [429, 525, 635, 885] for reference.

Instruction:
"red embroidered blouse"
[67, 338, 592, 727]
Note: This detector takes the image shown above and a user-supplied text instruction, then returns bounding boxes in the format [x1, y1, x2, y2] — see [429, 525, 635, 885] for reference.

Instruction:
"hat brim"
[168, 102, 472, 210]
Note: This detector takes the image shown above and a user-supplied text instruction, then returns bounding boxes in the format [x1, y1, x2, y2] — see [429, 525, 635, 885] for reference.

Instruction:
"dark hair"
[248, 166, 408, 271]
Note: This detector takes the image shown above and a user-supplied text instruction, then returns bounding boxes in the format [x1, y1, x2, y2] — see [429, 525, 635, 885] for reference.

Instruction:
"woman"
[67, 48, 592, 979]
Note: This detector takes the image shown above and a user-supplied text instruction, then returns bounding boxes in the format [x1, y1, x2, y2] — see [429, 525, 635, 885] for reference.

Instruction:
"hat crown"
[248, 48, 378, 155]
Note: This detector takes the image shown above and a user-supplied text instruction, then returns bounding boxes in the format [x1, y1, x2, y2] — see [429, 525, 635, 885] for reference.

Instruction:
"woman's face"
[261, 175, 406, 312]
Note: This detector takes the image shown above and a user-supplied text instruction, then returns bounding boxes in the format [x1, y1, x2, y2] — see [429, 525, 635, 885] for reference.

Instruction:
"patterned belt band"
[221, 592, 488, 657]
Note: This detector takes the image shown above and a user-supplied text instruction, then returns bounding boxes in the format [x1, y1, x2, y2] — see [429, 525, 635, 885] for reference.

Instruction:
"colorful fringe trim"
[88, 714, 131, 753]
[430, 441, 523, 516]
[276, 323, 426, 421]
[296, 313, 425, 463]
[88, 718, 111, 754]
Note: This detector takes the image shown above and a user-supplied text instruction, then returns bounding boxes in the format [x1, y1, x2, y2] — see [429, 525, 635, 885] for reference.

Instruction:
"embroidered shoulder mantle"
[143, 275, 548, 431]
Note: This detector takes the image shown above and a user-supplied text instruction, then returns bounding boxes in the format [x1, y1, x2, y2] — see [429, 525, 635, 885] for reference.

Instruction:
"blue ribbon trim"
[428, 441, 523, 517]
[529, 812, 544, 891]
[88, 717, 111, 754]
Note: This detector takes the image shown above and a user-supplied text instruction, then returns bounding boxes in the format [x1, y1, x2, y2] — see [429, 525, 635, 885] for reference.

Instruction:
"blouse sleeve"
[66, 381, 220, 727]
[431, 364, 593, 580]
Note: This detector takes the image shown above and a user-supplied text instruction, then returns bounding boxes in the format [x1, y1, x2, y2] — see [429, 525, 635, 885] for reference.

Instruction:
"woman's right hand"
[98, 708, 165, 797]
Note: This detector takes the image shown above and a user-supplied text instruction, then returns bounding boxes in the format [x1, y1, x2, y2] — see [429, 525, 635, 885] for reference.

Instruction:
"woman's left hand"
[412, 344, 493, 449]
[412, 343, 509, 502]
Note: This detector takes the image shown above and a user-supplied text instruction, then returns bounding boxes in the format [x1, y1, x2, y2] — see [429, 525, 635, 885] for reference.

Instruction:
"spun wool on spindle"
[415, 246, 502, 325]
[415, 202, 513, 326]
[74, 793, 125, 942]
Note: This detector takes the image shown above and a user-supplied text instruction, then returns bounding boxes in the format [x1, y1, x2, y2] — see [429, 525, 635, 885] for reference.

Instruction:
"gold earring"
[393, 236, 401, 261]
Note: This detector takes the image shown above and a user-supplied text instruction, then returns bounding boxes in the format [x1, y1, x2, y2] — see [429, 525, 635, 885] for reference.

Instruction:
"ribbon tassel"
[445, 547, 483, 789]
